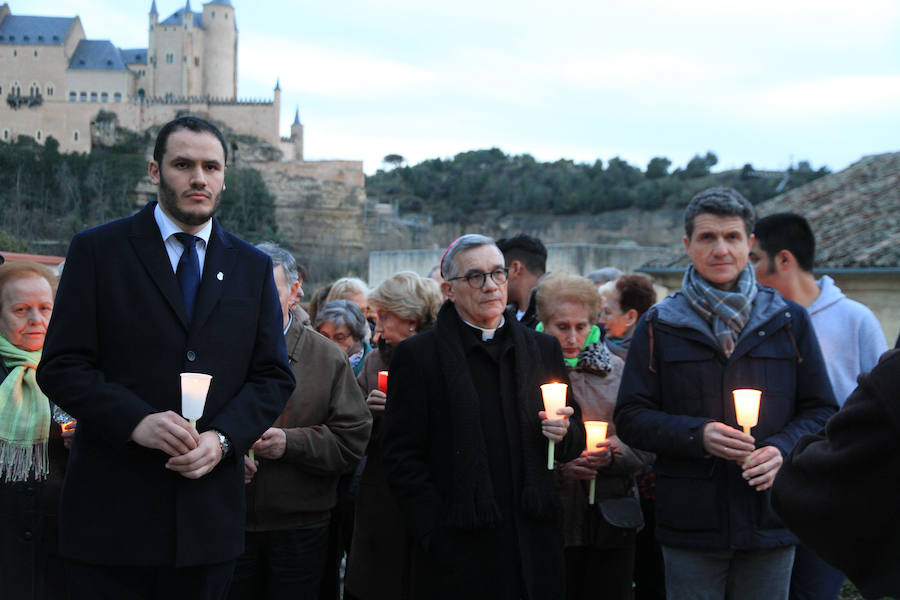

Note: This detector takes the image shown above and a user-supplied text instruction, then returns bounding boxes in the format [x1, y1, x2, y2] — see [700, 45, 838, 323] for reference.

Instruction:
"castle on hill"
[0, 0, 303, 160]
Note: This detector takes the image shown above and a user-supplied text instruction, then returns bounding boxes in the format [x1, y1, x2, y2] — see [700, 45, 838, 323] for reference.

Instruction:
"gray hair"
[683, 187, 756, 238]
[326, 277, 369, 304]
[585, 267, 623, 285]
[314, 299, 368, 341]
[441, 234, 499, 279]
[256, 242, 298, 284]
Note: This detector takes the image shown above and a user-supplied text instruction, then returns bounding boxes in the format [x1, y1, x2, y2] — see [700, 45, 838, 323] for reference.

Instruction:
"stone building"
[0, 0, 297, 155]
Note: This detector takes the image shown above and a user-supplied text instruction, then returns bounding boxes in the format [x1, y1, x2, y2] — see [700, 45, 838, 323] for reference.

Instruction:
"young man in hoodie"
[751, 212, 888, 600]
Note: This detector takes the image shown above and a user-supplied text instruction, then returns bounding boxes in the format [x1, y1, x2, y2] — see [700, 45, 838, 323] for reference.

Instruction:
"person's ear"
[776, 249, 795, 271]
[148, 161, 160, 185]
[442, 281, 454, 301]
[625, 308, 639, 326]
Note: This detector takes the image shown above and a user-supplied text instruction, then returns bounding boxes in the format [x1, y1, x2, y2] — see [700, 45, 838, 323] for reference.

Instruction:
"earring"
[222, 184, 227, 191]
[408, 326, 415, 332]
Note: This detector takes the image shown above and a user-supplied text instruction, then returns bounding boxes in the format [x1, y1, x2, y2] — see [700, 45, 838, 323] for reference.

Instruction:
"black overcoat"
[382, 305, 585, 600]
[36, 201, 294, 567]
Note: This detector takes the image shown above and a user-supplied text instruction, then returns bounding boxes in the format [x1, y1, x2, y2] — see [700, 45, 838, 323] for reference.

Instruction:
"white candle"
[180, 372, 212, 427]
[583, 421, 608, 504]
[733, 388, 762, 435]
[540, 382, 568, 470]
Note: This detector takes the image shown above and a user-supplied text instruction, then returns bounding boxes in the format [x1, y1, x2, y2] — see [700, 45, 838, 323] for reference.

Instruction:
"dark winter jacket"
[614, 286, 837, 550]
[773, 349, 900, 600]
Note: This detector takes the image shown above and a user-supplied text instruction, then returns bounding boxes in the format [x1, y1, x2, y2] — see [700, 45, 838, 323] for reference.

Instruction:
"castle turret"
[147, 0, 158, 97]
[202, 0, 237, 100]
[291, 106, 303, 161]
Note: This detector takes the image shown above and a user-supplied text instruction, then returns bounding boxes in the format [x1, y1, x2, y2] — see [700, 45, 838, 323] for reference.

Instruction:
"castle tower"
[202, 0, 237, 100]
[291, 106, 304, 161]
[146, 0, 158, 98]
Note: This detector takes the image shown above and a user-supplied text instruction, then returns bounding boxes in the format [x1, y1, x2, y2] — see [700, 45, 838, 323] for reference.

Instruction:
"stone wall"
[249, 160, 367, 283]
[368, 243, 670, 288]
[0, 96, 280, 153]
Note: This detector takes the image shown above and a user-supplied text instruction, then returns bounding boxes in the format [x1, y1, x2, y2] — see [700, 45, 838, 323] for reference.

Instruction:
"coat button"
[24, 486, 34, 496]
[23, 530, 33, 541]
[758, 331, 765, 337]
[186, 350, 196, 361]
[785, 311, 791, 318]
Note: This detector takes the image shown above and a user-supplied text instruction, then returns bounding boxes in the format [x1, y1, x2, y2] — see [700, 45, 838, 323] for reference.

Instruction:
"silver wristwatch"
[212, 429, 232, 457]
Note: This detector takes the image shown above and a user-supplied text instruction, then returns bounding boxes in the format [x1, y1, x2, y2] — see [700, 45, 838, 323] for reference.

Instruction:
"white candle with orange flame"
[583, 420, 608, 504]
[733, 389, 762, 435]
[540, 382, 568, 470]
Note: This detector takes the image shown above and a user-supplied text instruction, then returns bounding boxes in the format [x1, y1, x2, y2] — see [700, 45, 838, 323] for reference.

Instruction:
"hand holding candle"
[583, 420, 608, 504]
[180, 373, 212, 428]
[540, 382, 569, 470]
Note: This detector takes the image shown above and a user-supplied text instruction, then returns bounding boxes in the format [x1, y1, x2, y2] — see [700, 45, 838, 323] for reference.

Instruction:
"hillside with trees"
[367, 149, 830, 224]
[0, 135, 278, 255]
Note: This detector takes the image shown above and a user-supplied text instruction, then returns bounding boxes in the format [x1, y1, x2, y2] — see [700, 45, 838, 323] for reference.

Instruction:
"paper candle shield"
[378, 371, 389, 394]
[733, 388, 761, 432]
[584, 420, 608, 452]
[181, 372, 212, 422]
[540, 382, 568, 416]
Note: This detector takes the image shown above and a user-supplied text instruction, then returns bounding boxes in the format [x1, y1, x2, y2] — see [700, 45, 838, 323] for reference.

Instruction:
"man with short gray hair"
[615, 188, 837, 599]
[228, 243, 372, 599]
[383, 234, 584, 599]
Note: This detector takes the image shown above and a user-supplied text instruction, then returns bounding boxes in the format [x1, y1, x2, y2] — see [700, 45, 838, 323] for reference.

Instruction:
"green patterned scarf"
[0, 335, 50, 482]
[537, 322, 602, 368]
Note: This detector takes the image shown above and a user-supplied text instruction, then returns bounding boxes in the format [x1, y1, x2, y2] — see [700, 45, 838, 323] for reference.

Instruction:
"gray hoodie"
[807, 276, 887, 405]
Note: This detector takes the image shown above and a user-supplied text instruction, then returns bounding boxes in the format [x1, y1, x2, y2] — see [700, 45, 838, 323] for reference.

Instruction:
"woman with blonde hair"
[535, 272, 649, 600]
[345, 271, 442, 600]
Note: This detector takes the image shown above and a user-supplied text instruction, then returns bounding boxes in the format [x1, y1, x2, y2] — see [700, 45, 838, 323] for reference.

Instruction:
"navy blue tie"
[174, 232, 201, 324]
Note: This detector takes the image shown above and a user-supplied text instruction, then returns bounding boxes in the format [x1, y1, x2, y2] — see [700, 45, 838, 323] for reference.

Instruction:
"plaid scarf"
[0, 335, 50, 482]
[681, 264, 757, 358]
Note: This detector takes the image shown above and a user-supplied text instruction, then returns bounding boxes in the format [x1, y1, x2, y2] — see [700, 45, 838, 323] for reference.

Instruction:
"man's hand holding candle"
[539, 405, 574, 442]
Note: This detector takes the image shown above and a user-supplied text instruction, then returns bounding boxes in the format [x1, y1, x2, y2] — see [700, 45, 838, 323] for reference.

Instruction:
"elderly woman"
[535, 272, 649, 600]
[0, 261, 68, 599]
[598, 274, 657, 360]
[315, 299, 371, 376]
[345, 271, 442, 600]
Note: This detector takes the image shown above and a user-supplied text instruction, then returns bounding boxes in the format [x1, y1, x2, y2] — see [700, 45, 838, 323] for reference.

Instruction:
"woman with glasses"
[535, 272, 650, 600]
[345, 271, 442, 600]
[315, 299, 371, 376]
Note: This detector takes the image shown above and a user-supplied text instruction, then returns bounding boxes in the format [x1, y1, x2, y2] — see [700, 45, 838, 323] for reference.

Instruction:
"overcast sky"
[27, 0, 900, 174]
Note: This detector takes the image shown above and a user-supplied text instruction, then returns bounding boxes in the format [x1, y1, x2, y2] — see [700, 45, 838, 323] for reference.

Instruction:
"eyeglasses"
[448, 268, 509, 289]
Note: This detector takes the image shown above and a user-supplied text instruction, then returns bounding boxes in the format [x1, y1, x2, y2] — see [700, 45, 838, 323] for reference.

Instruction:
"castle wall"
[66, 69, 132, 104]
[1, 43, 68, 100]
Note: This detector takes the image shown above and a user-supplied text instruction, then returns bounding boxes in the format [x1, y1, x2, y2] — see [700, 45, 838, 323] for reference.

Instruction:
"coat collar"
[128, 201, 235, 331]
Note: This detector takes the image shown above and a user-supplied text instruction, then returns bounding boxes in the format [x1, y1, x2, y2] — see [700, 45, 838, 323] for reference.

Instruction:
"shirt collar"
[154, 202, 213, 247]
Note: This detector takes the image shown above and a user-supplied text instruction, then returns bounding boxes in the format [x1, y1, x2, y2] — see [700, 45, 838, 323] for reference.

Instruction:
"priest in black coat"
[382, 234, 585, 600]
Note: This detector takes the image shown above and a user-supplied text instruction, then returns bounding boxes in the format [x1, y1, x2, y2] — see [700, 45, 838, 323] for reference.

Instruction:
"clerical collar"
[462, 316, 506, 341]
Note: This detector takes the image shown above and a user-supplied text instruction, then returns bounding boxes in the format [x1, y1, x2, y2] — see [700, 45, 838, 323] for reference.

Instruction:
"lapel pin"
[217, 272, 224, 281]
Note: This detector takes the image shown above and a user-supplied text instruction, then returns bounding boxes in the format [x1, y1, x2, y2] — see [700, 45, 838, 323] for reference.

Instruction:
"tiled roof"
[0, 15, 74, 45]
[68, 40, 128, 71]
[120, 47, 148, 65]
[160, 9, 203, 27]
[643, 152, 900, 270]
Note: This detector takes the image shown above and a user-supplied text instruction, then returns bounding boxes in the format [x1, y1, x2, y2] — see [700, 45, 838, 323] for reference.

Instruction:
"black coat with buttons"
[0, 362, 68, 599]
[36, 201, 295, 567]
[614, 285, 838, 550]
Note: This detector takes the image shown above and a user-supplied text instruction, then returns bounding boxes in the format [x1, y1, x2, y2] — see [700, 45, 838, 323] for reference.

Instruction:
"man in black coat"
[37, 117, 294, 599]
[773, 349, 900, 600]
[382, 234, 585, 600]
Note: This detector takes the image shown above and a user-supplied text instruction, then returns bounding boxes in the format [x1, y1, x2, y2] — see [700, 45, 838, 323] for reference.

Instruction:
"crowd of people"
[2, 117, 899, 600]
